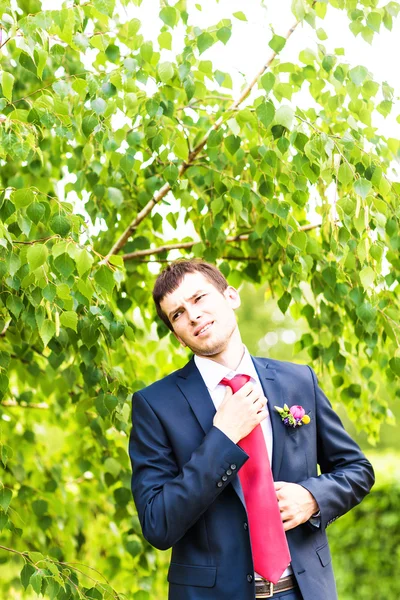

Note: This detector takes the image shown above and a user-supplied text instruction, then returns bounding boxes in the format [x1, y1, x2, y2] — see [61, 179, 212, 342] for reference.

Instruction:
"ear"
[224, 285, 241, 310]
[173, 331, 187, 348]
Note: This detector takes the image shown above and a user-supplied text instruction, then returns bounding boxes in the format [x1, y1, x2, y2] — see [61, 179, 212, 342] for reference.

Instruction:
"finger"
[257, 408, 268, 422]
[239, 381, 254, 396]
[256, 398, 265, 411]
[282, 518, 298, 532]
[222, 386, 233, 401]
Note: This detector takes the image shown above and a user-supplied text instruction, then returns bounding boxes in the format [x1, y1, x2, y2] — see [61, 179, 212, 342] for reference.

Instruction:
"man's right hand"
[213, 382, 268, 444]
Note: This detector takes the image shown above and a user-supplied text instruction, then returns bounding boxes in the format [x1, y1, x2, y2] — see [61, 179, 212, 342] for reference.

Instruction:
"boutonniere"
[274, 404, 310, 428]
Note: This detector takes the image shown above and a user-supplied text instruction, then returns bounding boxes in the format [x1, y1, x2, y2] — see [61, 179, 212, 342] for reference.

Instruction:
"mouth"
[195, 321, 214, 337]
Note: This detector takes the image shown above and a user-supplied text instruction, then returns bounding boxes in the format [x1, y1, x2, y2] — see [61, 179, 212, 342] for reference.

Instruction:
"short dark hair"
[153, 259, 228, 331]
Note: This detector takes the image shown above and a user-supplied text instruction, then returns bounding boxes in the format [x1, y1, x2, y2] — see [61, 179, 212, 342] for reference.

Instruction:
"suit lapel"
[252, 357, 288, 480]
[176, 357, 246, 509]
[176, 357, 216, 435]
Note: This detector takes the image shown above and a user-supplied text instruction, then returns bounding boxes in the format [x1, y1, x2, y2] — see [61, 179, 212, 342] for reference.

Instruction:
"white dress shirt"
[194, 345, 292, 580]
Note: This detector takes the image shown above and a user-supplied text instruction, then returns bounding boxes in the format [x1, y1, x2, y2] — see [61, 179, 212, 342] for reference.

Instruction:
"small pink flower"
[289, 405, 305, 420]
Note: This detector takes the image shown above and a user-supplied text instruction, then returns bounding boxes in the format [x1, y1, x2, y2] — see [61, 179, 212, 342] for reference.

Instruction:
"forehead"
[160, 272, 216, 311]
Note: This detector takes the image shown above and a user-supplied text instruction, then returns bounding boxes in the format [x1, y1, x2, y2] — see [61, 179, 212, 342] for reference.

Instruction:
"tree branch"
[103, 9, 313, 264]
[122, 222, 323, 261]
[1, 399, 49, 409]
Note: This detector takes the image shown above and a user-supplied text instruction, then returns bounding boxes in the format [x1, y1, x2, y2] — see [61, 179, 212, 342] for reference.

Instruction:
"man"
[129, 259, 374, 600]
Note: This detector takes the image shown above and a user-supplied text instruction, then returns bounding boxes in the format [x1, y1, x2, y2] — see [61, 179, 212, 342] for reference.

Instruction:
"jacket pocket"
[316, 542, 332, 567]
[167, 563, 217, 587]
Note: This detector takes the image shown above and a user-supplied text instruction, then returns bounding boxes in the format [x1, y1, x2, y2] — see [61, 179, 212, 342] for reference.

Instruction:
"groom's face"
[159, 272, 240, 357]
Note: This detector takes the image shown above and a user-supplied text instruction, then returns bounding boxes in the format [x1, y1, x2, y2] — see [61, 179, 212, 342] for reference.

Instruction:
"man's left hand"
[274, 481, 319, 532]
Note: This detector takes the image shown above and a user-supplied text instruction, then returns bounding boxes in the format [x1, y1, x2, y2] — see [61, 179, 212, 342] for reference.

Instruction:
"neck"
[196, 327, 245, 370]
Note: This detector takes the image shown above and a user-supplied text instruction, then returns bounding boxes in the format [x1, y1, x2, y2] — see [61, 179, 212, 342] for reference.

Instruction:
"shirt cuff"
[309, 510, 321, 528]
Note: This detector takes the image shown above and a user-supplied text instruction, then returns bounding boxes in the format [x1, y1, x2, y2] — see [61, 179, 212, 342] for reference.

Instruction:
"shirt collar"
[194, 346, 258, 392]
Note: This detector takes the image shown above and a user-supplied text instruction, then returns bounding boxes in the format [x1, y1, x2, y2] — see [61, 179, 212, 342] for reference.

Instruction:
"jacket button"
[247, 574, 253, 583]
[226, 469, 232, 475]
[230, 464, 237, 470]
[222, 475, 228, 481]
[243, 522, 248, 530]
[217, 481, 223, 487]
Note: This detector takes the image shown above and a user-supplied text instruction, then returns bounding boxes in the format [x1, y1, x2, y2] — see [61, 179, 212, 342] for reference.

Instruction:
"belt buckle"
[257, 582, 274, 598]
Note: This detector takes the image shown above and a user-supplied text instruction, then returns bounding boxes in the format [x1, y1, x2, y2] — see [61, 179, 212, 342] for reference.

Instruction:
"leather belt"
[255, 574, 298, 598]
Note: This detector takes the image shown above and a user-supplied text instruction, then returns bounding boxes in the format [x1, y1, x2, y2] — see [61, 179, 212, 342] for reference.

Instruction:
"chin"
[191, 339, 226, 357]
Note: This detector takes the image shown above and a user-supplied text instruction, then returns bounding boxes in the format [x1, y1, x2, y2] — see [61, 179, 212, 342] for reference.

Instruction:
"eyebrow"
[168, 290, 205, 320]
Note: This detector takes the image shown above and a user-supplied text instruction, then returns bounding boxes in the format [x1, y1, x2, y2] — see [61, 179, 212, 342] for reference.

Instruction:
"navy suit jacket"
[129, 356, 374, 600]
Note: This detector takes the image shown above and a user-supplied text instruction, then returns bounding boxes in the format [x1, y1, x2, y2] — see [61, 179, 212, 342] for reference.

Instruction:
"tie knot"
[220, 374, 251, 394]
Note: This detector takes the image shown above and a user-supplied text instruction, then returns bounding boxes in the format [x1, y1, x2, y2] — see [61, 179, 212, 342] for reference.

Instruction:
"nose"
[186, 304, 202, 323]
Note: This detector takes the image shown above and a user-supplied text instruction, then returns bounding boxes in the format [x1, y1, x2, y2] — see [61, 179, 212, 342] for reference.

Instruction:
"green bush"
[330, 458, 400, 600]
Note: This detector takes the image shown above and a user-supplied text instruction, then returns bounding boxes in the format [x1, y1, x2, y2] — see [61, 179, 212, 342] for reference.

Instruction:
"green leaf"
[260, 72, 275, 94]
[52, 80, 71, 98]
[184, 77, 195, 101]
[224, 135, 241, 155]
[291, 231, 307, 251]
[108, 187, 124, 207]
[82, 114, 98, 137]
[353, 178, 372, 199]
[12, 188, 34, 209]
[27, 202, 46, 224]
[6, 296, 23, 318]
[269, 35, 286, 53]
[278, 291, 291, 314]
[159, 6, 178, 27]
[197, 32, 214, 54]
[27, 244, 48, 270]
[20, 564, 35, 590]
[349, 65, 368, 85]
[105, 43, 120, 62]
[292, 0, 306, 20]
[158, 31, 172, 50]
[389, 357, 400, 376]
[164, 164, 179, 185]
[76, 249, 94, 277]
[104, 457, 121, 476]
[338, 162, 354, 186]
[1, 444, 13, 468]
[233, 11, 247, 20]
[94, 266, 115, 294]
[256, 100, 275, 128]
[39, 320, 56, 348]
[91, 98, 107, 114]
[140, 41, 153, 62]
[359, 266, 376, 288]
[0, 487, 12, 511]
[30, 571, 43, 594]
[275, 105, 294, 129]
[60, 311, 78, 332]
[356, 302, 376, 323]
[146, 98, 159, 117]
[158, 61, 174, 83]
[49, 215, 71, 236]
[1, 71, 14, 102]
[217, 26, 231, 44]
[367, 11, 381, 32]
[54, 253, 75, 277]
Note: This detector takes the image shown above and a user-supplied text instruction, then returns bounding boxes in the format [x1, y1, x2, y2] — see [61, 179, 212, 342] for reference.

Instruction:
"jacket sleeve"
[128, 390, 249, 550]
[299, 366, 375, 530]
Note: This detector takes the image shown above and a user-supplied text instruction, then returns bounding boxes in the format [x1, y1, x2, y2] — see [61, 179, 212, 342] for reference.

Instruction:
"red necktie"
[220, 374, 290, 584]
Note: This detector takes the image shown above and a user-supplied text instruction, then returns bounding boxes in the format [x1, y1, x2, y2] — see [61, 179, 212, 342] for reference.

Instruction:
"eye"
[172, 311, 182, 321]
[195, 294, 206, 302]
